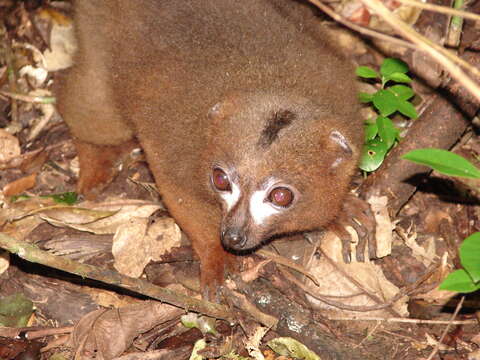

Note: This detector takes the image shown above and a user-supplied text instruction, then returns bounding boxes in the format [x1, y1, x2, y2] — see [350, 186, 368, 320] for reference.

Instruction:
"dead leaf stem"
[308, 0, 416, 50]
[394, 0, 480, 22]
[359, 0, 480, 102]
[0, 232, 234, 321]
[426, 296, 465, 360]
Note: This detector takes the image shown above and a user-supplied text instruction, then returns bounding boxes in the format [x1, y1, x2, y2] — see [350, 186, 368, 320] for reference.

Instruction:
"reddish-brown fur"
[57, 0, 362, 298]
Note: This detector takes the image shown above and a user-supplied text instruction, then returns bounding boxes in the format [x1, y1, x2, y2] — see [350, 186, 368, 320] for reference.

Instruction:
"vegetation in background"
[357, 58, 418, 172]
[403, 148, 480, 293]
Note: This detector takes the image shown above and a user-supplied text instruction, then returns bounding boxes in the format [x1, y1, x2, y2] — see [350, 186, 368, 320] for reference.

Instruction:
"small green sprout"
[357, 58, 418, 172]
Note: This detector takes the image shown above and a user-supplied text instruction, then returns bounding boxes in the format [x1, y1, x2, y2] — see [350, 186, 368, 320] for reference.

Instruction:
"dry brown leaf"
[1, 216, 44, 241]
[0, 197, 55, 240]
[304, 230, 408, 319]
[367, 195, 393, 258]
[112, 217, 181, 278]
[399, 229, 437, 267]
[0, 250, 10, 276]
[0, 129, 21, 165]
[25, 90, 56, 142]
[43, 14, 76, 71]
[48, 200, 162, 235]
[18, 148, 48, 173]
[39, 206, 117, 226]
[112, 217, 150, 278]
[414, 253, 456, 305]
[2, 173, 37, 197]
[148, 217, 182, 261]
[70, 302, 183, 360]
[241, 259, 271, 283]
[39, 200, 161, 234]
[38, 7, 72, 26]
[19, 65, 48, 88]
[81, 288, 142, 309]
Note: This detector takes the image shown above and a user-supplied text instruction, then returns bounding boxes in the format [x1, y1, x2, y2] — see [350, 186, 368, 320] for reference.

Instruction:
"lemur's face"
[203, 92, 360, 253]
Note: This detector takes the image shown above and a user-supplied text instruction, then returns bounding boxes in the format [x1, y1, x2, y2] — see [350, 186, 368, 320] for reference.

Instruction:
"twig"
[355, 321, 381, 348]
[330, 315, 476, 325]
[446, 0, 465, 47]
[0, 90, 56, 104]
[426, 296, 465, 360]
[222, 285, 278, 329]
[307, 0, 416, 50]
[395, 0, 480, 22]
[27, 326, 74, 340]
[0, 232, 234, 321]
[258, 249, 319, 286]
[279, 266, 404, 313]
[359, 0, 480, 103]
[3, 27, 19, 126]
[317, 247, 402, 317]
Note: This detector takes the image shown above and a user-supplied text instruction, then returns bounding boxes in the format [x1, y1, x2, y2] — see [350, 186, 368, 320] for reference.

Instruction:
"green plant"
[11, 191, 78, 205]
[439, 232, 480, 293]
[402, 148, 480, 179]
[357, 58, 418, 172]
[403, 148, 480, 292]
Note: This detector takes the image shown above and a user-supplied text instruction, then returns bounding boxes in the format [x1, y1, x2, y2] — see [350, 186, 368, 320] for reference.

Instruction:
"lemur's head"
[202, 92, 361, 253]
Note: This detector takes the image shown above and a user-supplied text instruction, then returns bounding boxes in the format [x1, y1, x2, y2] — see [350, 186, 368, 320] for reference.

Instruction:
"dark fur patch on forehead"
[257, 110, 296, 149]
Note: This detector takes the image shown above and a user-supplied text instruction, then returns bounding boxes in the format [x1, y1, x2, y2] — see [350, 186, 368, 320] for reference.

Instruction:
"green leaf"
[439, 269, 480, 293]
[45, 192, 78, 205]
[380, 58, 409, 76]
[394, 128, 402, 142]
[402, 149, 480, 179]
[181, 313, 217, 335]
[376, 116, 397, 149]
[10, 194, 31, 202]
[389, 84, 414, 100]
[396, 99, 418, 119]
[267, 337, 320, 360]
[0, 294, 34, 327]
[359, 138, 389, 172]
[373, 89, 398, 116]
[384, 72, 412, 83]
[364, 121, 378, 141]
[358, 92, 374, 103]
[356, 66, 378, 79]
[459, 232, 480, 283]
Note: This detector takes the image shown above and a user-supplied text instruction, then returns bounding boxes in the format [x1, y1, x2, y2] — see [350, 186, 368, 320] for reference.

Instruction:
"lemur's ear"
[328, 130, 355, 170]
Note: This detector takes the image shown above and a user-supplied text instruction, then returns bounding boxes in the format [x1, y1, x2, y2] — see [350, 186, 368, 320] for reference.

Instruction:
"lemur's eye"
[212, 168, 231, 191]
[268, 187, 293, 207]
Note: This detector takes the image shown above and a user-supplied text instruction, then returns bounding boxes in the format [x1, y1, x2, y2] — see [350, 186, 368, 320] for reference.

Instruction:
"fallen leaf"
[0, 129, 21, 165]
[149, 217, 182, 261]
[267, 337, 320, 360]
[304, 230, 409, 319]
[112, 217, 150, 278]
[2, 173, 37, 197]
[112, 217, 181, 278]
[0, 294, 34, 327]
[39, 200, 161, 234]
[0, 251, 9, 276]
[43, 16, 76, 71]
[367, 195, 393, 258]
[245, 326, 268, 360]
[70, 302, 182, 360]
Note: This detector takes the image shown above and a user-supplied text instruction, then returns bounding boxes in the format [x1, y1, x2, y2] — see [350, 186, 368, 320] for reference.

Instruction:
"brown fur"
[58, 0, 362, 298]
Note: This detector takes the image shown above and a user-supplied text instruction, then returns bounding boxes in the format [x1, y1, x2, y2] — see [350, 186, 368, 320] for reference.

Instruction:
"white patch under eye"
[219, 182, 241, 211]
[249, 189, 280, 225]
